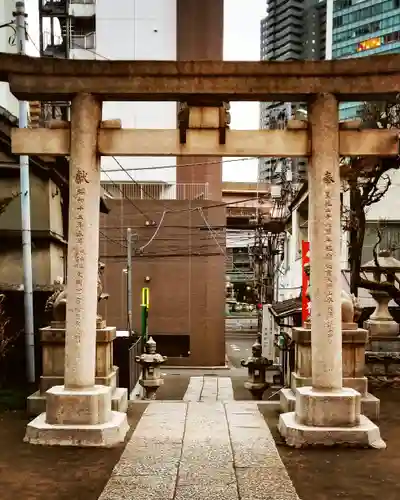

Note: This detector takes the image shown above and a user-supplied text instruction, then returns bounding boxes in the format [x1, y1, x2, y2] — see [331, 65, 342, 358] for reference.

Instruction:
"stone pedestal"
[278, 93, 384, 449]
[364, 291, 399, 337]
[27, 322, 128, 415]
[24, 93, 128, 447]
[365, 335, 400, 387]
[25, 385, 129, 447]
[280, 326, 380, 420]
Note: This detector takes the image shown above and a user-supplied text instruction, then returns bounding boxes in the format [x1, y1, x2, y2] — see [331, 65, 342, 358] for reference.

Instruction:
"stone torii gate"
[3, 53, 400, 447]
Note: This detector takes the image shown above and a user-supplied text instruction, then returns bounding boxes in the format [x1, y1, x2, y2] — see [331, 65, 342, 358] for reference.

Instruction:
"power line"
[102, 169, 152, 222]
[103, 156, 257, 173]
[110, 156, 168, 209]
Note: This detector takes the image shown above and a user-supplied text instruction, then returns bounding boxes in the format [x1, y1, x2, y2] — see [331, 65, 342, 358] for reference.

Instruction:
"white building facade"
[0, 0, 18, 117]
[277, 175, 400, 308]
[38, 0, 178, 184]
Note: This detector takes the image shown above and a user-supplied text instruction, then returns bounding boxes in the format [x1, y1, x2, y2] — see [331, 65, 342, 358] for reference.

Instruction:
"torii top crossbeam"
[1, 53, 400, 102]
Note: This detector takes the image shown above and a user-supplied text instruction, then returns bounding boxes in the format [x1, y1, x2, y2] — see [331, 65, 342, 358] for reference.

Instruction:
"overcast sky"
[24, 0, 266, 183]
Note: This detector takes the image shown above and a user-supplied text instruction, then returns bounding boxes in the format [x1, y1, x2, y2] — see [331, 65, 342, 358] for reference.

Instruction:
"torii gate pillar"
[24, 94, 129, 447]
[279, 93, 385, 448]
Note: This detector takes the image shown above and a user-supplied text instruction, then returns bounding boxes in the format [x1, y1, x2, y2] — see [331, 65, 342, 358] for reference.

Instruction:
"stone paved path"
[183, 376, 234, 402]
[99, 401, 299, 500]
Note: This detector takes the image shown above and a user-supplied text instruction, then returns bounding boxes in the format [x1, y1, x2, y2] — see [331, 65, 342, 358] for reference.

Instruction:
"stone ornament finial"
[145, 336, 157, 354]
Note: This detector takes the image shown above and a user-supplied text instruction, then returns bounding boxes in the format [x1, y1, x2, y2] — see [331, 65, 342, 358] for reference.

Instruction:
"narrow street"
[225, 316, 259, 368]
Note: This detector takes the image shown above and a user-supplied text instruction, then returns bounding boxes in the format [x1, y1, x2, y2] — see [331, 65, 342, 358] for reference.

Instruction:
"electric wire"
[26, 29, 280, 278]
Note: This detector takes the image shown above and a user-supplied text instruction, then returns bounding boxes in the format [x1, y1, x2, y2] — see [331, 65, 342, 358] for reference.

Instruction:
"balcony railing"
[101, 182, 210, 201]
[70, 32, 95, 50]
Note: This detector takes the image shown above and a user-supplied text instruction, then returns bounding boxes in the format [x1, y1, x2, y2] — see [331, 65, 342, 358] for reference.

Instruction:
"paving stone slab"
[98, 474, 176, 500]
[144, 402, 187, 414]
[114, 442, 182, 476]
[225, 403, 300, 499]
[174, 483, 239, 500]
[183, 377, 204, 402]
[236, 467, 299, 500]
[99, 394, 300, 500]
[217, 377, 234, 401]
[178, 464, 236, 486]
[181, 445, 233, 465]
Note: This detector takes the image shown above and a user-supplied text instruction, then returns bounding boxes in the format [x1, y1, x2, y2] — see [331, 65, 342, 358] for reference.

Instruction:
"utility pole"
[14, 1, 35, 384]
[126, 228, 133, 332]
[253, 211, 265, 336]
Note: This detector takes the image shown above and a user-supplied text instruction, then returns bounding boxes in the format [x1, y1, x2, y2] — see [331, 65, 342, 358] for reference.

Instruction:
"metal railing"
[70, 32, 96, 50]
[128, 336, 143, 396]
[42, 30, 64, 51]
[102, 182, 210, 201]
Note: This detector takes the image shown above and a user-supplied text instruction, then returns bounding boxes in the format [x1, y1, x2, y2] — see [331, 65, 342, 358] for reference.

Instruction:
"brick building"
[99, 199, 226, 367]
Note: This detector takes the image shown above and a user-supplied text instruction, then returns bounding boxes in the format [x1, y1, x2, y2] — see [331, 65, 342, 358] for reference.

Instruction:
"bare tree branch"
[347, 101, 400, 297]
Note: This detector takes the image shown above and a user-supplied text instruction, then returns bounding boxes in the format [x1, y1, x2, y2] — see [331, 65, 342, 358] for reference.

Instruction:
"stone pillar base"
[24, 385, 129, 447]
[278, 387, 385, 449]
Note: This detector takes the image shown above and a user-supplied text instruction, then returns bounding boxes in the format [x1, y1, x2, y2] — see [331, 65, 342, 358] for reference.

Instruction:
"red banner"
[301, 240, 310, 324]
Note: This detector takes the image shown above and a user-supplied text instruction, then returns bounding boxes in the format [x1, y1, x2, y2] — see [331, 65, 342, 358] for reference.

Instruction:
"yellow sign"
[141, 287, 150, 308]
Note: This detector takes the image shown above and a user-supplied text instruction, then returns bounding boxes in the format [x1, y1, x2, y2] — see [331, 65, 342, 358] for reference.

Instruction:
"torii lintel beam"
[12, 128, 400, 157]
[1, 53, 400, 101]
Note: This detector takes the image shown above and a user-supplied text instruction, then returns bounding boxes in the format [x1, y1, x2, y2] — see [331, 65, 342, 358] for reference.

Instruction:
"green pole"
[141, 305, 148, 341]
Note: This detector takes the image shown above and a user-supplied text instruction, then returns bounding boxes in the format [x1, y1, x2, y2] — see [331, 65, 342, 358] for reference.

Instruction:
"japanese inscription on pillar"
[323, 170, 335, 338]
[72, 169, 89, 336]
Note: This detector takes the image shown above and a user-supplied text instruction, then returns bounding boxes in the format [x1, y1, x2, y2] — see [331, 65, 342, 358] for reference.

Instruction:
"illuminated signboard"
[357, 37, 381, 52]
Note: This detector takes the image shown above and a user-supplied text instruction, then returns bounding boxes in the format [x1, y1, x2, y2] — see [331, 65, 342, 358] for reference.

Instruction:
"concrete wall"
[95, 0, 177, 183]
[0, 0, 18, 116]
[0, 173, 65, 285]
[99, 199, 226, 366]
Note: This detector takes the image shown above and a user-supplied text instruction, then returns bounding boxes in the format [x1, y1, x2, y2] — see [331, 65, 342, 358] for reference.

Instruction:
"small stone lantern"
[136, 337, 167, 400]
[361, 249, 400, 337]
[241, 337, 273, 400]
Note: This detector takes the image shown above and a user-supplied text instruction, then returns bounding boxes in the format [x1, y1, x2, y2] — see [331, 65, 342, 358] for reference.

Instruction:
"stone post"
[65, 92, 101, 390]
[24, 94, 129, 447]
[278, 93, 385, 448]
[309, 92, 342, 391]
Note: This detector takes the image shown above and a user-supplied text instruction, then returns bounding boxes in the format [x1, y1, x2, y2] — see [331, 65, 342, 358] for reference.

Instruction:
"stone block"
[40, 366, 119, 394]
[368, 337, 400, 352]
[29, 369, 125, 416]
[280, 388, 296, 413]
[364, 319, 399, 337]
[46, 385, 112, 426]
[279, 411, 386, 449]
[24, 410, 129, 448]
[280, 386, 379, 421]
[291, 372, 368, 395]
[39, 326, 116, 380]
[111, 387, 128, 413]
[291, 328, 368, 380]
[295, 386, 361, 427]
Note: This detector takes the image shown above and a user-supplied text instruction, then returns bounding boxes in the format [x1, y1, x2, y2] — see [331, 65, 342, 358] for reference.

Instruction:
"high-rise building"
[38, 0, 223, 199]
[259, 0, 327, 184]
[332, 0, 400, 121]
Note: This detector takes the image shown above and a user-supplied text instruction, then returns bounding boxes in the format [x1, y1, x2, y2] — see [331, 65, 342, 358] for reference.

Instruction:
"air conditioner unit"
[271, 185, 281, 199]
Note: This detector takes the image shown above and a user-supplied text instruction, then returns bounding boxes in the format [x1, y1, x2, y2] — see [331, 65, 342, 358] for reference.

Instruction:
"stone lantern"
[241, 337, 273, 400]
[361, 249, 400, 337]
[136, 337, 167, 400]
